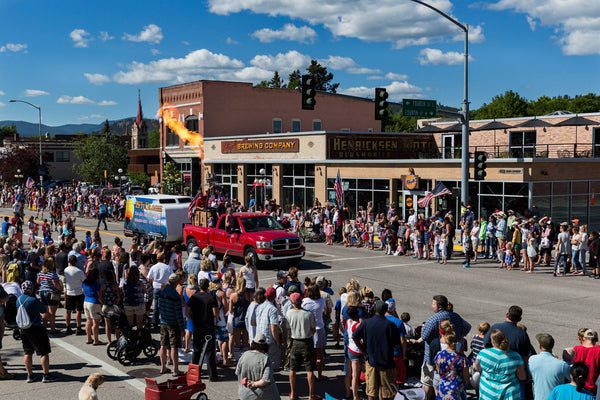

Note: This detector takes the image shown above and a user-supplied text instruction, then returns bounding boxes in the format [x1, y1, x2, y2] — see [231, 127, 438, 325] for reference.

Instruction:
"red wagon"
[145, 364, 208, 400]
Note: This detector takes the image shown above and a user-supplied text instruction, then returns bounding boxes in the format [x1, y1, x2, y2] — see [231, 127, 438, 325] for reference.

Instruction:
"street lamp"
[9, 100, 43, 184]
[114, 168, 127, 192]
[408, 0, 470, 209]
[14, 169, 23, 185]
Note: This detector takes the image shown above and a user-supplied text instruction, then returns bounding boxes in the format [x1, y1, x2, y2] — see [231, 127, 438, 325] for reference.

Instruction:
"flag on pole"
[418, 182, 451, 208]
[334, 169, 344, 205]
[188, 192, 199, 219]
[25, 177, 35, 188]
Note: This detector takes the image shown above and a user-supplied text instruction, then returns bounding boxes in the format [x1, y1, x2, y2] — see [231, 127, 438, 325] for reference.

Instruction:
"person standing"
[183, 246, 202, 278]
[255, 286, 282, 371]
[384, 302, 407, 387]
[64, 255, 86, 335]
[548, 362, 596, 400]
[528, 333, 571, 400]
[148, 252, 173, 328]
[96, 200, 108, 231]
[157, 273, 185, 377]
[37, 258, 63, 334]
[572, 329, 600, 394]
[286, 292, 316, 400]
[186, 278, 219, 381]
[555, 224, 571, 276]
[235, 333, 281, 400]
[17, 281, 57, 383]
[352, 300, 400, 400]
[0, 284, 15, 380]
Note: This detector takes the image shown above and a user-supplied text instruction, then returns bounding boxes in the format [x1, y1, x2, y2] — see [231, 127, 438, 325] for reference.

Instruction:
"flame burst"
[157, 104, 204, 159]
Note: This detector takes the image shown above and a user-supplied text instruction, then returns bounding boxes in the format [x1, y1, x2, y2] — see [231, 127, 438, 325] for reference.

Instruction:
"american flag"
[334, 169, 344, 205]
[418, 182, 451, 208]
[25, 177, 35, 188]
[188, 192, 199, 219]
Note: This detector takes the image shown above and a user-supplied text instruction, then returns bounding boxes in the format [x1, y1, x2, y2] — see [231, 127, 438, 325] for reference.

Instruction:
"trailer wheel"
[187, 239, 198, 255]
[244, 247, 258, 267]
[196, 393, 208, 400]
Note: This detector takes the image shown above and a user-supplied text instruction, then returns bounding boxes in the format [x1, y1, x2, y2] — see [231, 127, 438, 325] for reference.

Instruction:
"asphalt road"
[0, 207, 596, 399]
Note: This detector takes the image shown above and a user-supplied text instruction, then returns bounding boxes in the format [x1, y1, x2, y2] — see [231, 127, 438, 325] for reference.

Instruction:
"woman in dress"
[435, 328, 469, 400]
[475, 329, 526, 400]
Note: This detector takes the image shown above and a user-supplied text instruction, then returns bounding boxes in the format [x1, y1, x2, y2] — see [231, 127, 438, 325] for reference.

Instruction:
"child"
[463, 230, 473, 268]
[384, 228, 394, 255]
[393, 237, 405, 256]
[440, 233, 448, 264]
[343, 220, 352, 247]
[498, 239, 507, 267]
[504, 241, 515, 270]
[469, 322, 491, 397]
[366, 222, 375, 250]
[433, 230, 441, 262]
[400, 312, 415, 337]
[333, 287, 346, 348]
[323, 219, 333, 246]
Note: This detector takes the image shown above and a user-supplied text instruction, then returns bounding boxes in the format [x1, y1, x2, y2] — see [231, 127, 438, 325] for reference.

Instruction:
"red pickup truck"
[183, 212, 305, 267]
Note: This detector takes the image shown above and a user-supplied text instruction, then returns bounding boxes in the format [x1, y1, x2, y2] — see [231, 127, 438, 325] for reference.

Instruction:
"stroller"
[102, 306, 159, 366]
[4, 294, 21, 340]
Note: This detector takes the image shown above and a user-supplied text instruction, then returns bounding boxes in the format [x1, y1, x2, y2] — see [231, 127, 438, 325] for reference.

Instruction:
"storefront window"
[281, 164, 315, 212]
[327, 178, 389, 217]
[247, 164, 272, 208]
[213, 163, 238, 200]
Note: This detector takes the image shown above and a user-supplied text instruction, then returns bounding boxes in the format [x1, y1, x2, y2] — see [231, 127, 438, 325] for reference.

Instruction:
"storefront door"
[400, 191, 430, 219]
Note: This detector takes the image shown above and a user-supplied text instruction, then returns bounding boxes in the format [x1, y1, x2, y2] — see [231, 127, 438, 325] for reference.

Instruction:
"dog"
[78, 373, 105, 400]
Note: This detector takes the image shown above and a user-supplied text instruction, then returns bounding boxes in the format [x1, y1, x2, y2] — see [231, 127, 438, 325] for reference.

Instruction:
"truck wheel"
[244, 247, 258, 267]
[288, 257, 302, 267]
[187, 239, 198, 255]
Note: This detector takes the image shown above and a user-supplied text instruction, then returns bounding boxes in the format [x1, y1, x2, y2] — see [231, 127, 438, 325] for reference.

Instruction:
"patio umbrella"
[441, 122, 465, 132]
[515, 117, 555, 128]
[554, 115, 600, 152]
[412, 124, 443, 133]
[473, 120, 513, 157]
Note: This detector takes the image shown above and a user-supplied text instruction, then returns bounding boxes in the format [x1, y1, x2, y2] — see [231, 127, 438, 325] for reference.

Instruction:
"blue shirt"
[483, 321, 535, 360]
[1, 221, 10, 235]
[385, 314, 406, 356]
[529, 351, 571, 400]
[83, 281, 102, 304]
[68, 250, 87, 272]
[548, 384, 595, 400]
[421, 310, 471, 364]
[16, 294, 46, 327]
[352, 314, 400, 369]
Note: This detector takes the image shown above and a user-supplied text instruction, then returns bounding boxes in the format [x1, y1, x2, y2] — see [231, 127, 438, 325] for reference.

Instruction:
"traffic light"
[474, 151, 487, 180]
[301, 75, 316, 110]
[374, 88, 389, 120]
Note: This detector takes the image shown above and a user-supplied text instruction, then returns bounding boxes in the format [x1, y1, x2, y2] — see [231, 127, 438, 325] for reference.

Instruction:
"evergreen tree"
[287, 69, 301, 90]
[307, 60, 339, 93]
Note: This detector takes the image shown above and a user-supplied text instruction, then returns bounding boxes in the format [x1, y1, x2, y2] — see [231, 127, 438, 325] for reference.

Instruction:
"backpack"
[5, 262, 20, 283]
[16, 296, 33, 329]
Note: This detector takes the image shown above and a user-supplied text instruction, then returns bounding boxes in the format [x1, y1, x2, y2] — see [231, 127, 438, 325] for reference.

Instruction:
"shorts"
[160, 324, 182, 349]
[365, 361, 396, 399]
[124, 304, 145, 317]
[216, 325, 229, 342]
[347, 351, 361, 361]
[313, 328, 326, 349]
[21, 326, 51, 356]
[421, 362, 435, 387]
[66, 294, 84, 312]
[84, 301, 102, 320]
[102, 304, 116, 314]
[289, 338, 317, 372]
[40, 291, 60, 307]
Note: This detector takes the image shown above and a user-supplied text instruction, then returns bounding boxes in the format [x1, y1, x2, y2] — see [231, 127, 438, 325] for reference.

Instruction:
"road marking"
[303, 260, 437, 275]
[305, 250, 336, 257]
[323, 255, 390, 262]
[51, 337, 146, 393]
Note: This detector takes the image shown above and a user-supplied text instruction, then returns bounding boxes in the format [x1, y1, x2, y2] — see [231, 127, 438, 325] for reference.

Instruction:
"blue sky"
[1, 0, 599, 128]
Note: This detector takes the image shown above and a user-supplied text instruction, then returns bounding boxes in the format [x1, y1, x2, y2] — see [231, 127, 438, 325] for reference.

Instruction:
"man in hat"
[353, 300, 400, 400]
[255, 286, 282, 371]
[273, 270, 288, 305]
[529, 333, 570, 400]
[572, 329, 600, 393]
[158, 273, 185, 376]
[186, 278, 219, 381]
[183, 246, 202, 277]
[17, 280, 56, 383]
[286, 292, 316, 400]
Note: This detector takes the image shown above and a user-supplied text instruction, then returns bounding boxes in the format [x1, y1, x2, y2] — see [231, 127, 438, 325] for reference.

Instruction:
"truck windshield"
[240, 216, 284, 232]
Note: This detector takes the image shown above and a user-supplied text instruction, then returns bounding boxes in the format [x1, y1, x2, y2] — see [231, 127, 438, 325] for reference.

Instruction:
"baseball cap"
[290, 292, 302, 304]
[168, 273, 180, 284]
[584, 329, 598, 341]
[535, 333, 555, 350]
[21, 280, 34, 293]
[253, 333, 266, 345]
[315, 276, 326, 287]
[276, 270, 288, 279]
[265, 286, 276, 299]
[386, 299, 396, 313]
[287, 284, 300, 294]
[572, 219, 580, 224]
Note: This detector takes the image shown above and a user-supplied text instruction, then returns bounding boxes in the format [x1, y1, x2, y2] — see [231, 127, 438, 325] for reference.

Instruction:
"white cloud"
[367, 72, 409, 81]
[70, 29, 91, 48]
[182, 41, 190, 46]
[57, 96, 116, 105]
[250, 50, 311, 72]
[252, 24, 317, 43]
[123, 24, 163, 44]
[226, 37, 238, 45]
[90, 114, 104, 118]
[418, 48, 472, 65]
[99, 31, 114, 41]
[0, 90, 5, 95]
[0, 43, 27, 53]
[151, 48, 160, 55]
[339, 80, 424, 100]
[526, 16, 537, 31]
[319, 56, 380, 74]
[84, 73, 111, 85]
[208, 0, 485, 48]
[0, 102, 6, 107]
[489, 0, 600, 55]
[24, 89, 49, 97]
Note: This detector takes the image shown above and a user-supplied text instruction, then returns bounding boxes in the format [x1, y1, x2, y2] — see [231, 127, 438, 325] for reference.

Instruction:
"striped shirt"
[477, 347, 523, 400]
[38, 271, 60, 293]
[158, 285, 184, 330]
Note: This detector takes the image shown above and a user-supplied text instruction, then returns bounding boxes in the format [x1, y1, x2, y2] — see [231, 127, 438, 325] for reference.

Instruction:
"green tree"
[307, 60, 339, 93]
[72, 134, 128, 184]
[128, 172, 151, 188]
[102, 119, 111, 135]
[256, 71, 285, 88]
[0, 123, 17, 142]
[148, 129, 160, 148]
[383, 112, 418, 132]
[569, 93, 600, 114]
[287, 69, 301, 90]
[162, 161, 182, 195]
[471, 90, 529, 119]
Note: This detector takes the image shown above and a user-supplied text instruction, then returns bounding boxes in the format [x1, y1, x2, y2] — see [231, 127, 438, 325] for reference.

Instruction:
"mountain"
[0, 118, 159, 137]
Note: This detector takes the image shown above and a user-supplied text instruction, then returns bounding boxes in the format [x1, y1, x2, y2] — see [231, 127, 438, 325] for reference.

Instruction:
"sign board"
[222, 138, 299, 154]
[498, 168, 523, 175]
[327, 134, 437, 160]
[402, 99, 437, 118]
[404, 174, 419, 190]
[405, 197, 413, 208]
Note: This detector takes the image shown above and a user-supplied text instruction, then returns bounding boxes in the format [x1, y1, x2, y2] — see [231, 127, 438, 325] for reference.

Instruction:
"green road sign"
[402, 99, 437, 117]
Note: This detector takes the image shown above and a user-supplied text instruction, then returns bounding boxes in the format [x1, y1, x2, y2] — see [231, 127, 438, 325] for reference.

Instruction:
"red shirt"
[573, 345, 600, 391]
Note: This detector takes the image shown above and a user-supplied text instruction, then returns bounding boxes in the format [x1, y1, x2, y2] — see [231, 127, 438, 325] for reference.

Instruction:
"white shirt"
[147, 262, 174, 290]
[64, 265, 85, 296]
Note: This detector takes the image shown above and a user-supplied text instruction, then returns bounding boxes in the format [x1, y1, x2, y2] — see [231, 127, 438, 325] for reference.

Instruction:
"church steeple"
[131, 89, 148, 149]
[135, 89, 146, 129]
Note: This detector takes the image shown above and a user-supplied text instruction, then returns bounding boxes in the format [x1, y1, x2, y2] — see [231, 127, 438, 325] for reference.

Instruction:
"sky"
[0, 0, 599, 128]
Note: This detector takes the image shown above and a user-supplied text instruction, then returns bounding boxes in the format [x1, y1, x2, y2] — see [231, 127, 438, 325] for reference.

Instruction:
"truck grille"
[272, 237, 301, 251]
